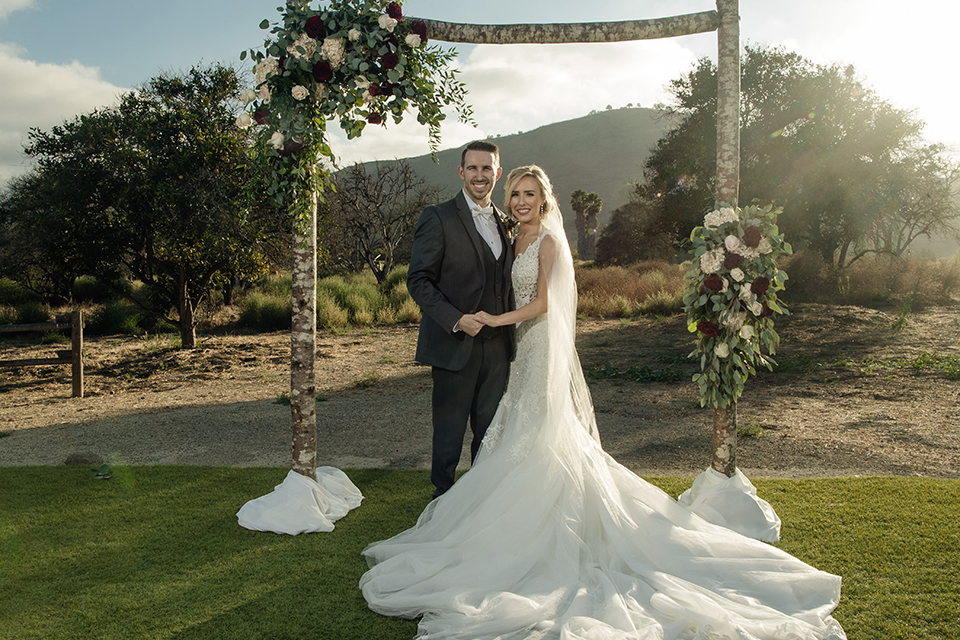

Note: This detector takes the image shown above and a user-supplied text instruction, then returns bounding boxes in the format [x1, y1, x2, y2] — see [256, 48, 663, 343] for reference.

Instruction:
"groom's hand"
[456, 314, 484, 337]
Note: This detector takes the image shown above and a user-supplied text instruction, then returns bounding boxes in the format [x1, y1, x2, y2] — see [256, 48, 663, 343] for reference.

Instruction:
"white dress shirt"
[463, 189, 502, 259]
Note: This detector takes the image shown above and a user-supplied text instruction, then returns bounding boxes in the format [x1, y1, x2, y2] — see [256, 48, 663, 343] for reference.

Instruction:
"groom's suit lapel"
[455, 192, 490, 267]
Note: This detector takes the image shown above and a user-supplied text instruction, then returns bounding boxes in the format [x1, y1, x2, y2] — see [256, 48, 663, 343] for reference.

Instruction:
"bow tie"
[472, 206, 495, 220]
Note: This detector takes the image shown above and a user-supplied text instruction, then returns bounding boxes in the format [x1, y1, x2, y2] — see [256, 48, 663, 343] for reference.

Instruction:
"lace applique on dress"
[480, 231, 549, 459]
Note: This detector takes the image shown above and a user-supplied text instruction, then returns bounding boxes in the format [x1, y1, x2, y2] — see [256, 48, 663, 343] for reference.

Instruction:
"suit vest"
[477, 238, 507, 339]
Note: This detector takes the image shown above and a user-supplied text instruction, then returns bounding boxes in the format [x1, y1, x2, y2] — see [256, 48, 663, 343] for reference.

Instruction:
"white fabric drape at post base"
[678, 467, 781, 542]
[237, 467, 362, 535]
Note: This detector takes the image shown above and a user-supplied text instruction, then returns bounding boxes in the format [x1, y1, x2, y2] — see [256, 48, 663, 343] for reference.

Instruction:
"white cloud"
[0, 43, 126, 183]
[330, 38, 701, 165]
[0, 0, 33, 21]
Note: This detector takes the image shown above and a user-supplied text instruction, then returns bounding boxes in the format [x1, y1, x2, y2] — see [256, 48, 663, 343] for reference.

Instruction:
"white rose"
[320, 37, 346, 69]
[268, 131, 285, 150]
[258, 84, 271, 103]
[235, 112, 253, 129]
[362, 89, 376, 103]
[730, 267, 744, 282]
[240, 89, 258, 105]
[704, 210, 722, 228]
[287, 33, 317, 59]
[378, 15, 398, 32]
[740, 324, 756, 341]
[348, 28, 361, 41]
[254, 58, 278, 84]
[405, 33, 422, 48]
[355, 75, 371, 90]
[714, 342, 730, 358]
[291, 85, 309, 101]
[315, 83, 330, 100]
[749, 300, 763, 316]
[719, 207, 738, 223]
[724, 235, 740, 252]
[757, 237, 773, 254]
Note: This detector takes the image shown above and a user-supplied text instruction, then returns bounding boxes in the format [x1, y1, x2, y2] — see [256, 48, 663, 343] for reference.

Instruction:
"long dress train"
[360, 219, 846, 640]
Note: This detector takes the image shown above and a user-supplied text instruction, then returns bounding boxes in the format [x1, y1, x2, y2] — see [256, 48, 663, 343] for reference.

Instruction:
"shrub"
[396, 297, 421, 323]
[0, 278, 37, 306]
[252, 274, 292, 299]
[72, 276, 114, 303]
[781, 251, 960, 309]
[317, 293, 349, 329]
[15, 301, 51, 325]
[86, 301, 145, 336]
[238, 292, 291, 331]
[575, 261, 686, 318]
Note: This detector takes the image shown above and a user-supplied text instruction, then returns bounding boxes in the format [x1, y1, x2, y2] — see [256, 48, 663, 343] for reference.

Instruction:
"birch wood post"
[290, 190, 318, 477]
[713, 0, 741, 477]
[409, 12, 719, 44]
[71, 310, 83, 398]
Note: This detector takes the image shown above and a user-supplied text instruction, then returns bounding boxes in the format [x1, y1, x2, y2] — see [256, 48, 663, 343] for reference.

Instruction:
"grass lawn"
[1, 467, 957, 639]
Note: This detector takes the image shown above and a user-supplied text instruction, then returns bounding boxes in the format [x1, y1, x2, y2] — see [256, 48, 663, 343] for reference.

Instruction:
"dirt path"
[1, 304, 958, 478]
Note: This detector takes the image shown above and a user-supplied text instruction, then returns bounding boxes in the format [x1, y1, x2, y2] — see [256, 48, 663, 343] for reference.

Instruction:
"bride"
[360, 165, 846, 640]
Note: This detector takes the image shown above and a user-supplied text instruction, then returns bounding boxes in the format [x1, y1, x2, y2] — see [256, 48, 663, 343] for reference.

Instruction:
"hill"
[366, 107, 674, 234]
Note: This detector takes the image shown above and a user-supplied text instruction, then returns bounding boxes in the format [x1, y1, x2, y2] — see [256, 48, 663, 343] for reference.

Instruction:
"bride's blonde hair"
[502, 165, 559, 221]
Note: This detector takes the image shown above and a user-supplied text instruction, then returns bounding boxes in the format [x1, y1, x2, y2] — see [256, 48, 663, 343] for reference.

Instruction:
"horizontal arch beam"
[410, 11, 719, 44]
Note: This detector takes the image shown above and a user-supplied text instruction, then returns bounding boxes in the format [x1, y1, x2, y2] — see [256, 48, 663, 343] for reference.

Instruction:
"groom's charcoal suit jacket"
[407, 191, 516, 371]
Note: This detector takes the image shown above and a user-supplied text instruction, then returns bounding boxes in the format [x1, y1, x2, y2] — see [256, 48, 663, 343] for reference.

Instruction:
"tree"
[325, 160, 441, 282]
[637, 45, 960, 267]
[594, 200, 675, 265]
[570, 189, 602, 260]
[8, 64, 284, 347]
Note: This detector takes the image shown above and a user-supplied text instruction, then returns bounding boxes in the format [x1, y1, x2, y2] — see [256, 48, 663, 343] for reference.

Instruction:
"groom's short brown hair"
[460, 140, 500, 168]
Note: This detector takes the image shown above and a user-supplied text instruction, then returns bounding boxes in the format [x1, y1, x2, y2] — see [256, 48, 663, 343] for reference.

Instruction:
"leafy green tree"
[636, 45, 959, 267]
[594, 201, 675, 265]
[6, 64, 284, 347]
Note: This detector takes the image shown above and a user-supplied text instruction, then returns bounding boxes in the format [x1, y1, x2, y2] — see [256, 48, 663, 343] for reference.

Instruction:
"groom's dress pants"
[430, 329, 509, 498]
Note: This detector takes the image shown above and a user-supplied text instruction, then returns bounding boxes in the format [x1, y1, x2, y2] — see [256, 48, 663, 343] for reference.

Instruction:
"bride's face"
[509, 176, 544, 225]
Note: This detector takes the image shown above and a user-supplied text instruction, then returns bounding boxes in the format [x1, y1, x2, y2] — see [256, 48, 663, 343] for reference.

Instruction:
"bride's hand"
[476, 311, 500, 327]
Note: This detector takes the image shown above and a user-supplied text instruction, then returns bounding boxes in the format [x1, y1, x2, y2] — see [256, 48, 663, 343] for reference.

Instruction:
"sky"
[1, 0, 959, 184]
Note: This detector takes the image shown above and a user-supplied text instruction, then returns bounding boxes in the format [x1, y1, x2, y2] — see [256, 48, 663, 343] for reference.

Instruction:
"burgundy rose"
[368, 83, 381, 97]
[381, 52, 399, 69]
[385, 33, 400, 49]
[277, 54, 287, 71]
[253, 108, 271, 125]
[279, 139, 306, 157]
[312, 60, 333, 82]
[743, 226, 762, 248]
[386, 2, 402, 19]
[411, 19, 428, 42]
[697, 321, 721, 337]
[367, 112, 383, 125]
[751, 276, 770, 296]
[760, 302, 774, 318]
[305, 15, 325, 39]
[723, 253, 742, 270]
[703, 274, 724, 292]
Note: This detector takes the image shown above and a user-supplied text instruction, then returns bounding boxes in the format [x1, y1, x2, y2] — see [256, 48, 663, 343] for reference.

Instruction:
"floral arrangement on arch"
[238, 0, 470, 216]
[683, 204, 792, 409]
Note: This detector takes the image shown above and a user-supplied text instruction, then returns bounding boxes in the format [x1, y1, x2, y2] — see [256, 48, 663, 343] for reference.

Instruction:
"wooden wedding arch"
[288, 0, 744, 478]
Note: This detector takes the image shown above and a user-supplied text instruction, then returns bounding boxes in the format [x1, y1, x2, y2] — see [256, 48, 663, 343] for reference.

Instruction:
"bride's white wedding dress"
[360, 213, 846, 640]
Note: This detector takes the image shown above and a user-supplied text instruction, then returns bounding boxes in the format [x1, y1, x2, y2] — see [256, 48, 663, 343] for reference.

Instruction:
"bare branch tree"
[329, 161, 442, 283]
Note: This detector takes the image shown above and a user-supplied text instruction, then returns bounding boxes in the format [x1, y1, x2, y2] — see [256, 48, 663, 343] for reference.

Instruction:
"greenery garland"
[683, 204, 792, 408]
[239, 0, 472, 226]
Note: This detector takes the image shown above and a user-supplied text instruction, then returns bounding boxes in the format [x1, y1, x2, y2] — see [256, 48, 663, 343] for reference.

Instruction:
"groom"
[407, 140, 515, 498]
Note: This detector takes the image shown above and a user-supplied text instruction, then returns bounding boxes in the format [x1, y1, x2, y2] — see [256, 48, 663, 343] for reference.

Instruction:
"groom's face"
[459, 150, 501, 207]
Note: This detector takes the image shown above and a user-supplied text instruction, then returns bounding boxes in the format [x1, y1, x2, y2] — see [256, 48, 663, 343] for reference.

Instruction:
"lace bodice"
[511, 231, 547, 307]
